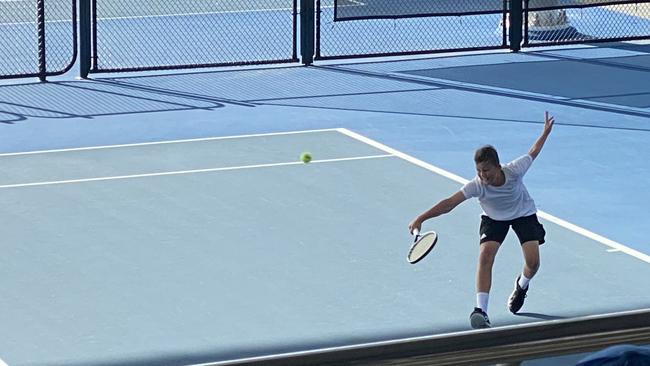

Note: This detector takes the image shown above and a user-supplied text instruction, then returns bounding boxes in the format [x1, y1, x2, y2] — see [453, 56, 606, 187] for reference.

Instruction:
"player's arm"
[528, 111, 554, 160]
[408, 191, 467, 233]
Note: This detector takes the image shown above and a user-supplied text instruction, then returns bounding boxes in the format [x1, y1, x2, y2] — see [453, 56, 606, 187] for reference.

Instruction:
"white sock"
[518, 274, 531, 289]
[477, 292, 489, 312]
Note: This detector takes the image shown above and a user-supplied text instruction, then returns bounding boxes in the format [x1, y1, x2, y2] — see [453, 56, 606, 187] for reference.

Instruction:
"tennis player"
[408, 112, 554, 329]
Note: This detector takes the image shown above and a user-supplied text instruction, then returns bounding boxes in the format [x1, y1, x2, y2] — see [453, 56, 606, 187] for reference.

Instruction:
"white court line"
[0, 2, 343, 26]
[0, 154, 393, 189]
[0, 128, 339, 157]
[0, 357, 7, 366]
[0, 6, 296, 26]
[0, 19, 71, 26]
[336, 127, 650, 264]
[97, 7, 294, 22]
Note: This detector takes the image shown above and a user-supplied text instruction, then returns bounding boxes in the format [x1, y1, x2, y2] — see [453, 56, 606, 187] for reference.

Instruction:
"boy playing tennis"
[408, 112, 554, 329]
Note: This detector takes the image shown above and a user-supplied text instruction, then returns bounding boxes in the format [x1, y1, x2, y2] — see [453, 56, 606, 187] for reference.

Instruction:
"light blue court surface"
[0, 129, 649, 366]
[1, 40, 650, 365]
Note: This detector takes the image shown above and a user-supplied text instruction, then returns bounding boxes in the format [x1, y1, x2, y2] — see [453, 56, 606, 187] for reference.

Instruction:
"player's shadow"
[514, 312, 566, 320]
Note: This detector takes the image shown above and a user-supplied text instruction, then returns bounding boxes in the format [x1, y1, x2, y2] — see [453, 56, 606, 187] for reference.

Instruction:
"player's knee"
[479, 243, 499, 264]
[521, 241, 540, 272]
[526, 257, 540, 273]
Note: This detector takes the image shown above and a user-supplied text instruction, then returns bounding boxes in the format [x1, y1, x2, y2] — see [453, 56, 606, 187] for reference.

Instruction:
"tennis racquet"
[407, 228, 438, 264]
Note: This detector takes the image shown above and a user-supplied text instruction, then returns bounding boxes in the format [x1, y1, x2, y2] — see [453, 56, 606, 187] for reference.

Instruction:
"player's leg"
[521, 240, 541, 280]
[509, 214, 546, 313]
[471, 216, 508, 329]
[477, 240, 502, 295]
[471, 241, 501, 329]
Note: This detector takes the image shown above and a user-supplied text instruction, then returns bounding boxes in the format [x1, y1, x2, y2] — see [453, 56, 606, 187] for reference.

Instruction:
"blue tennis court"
[0, 124, 649, 365]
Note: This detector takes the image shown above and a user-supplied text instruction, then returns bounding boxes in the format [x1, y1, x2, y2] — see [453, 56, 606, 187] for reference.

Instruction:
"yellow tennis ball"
[300, 152, 312, 163]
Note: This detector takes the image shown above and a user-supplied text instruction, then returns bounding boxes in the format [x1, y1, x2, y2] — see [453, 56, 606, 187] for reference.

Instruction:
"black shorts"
[479, 214, 546, 245]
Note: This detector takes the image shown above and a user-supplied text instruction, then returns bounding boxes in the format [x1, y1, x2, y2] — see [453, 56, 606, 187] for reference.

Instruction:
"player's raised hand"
[544, 111, 554, 134]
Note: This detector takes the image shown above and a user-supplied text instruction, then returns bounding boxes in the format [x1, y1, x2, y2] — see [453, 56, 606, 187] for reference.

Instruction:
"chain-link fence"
[524, 0, 650, 45]
[317, 0, 650, 60]
[91, 0, 298, 73]
[0, 0, 76, 80]
[316, 0, 509, 60]
[2, 1, 650, 80]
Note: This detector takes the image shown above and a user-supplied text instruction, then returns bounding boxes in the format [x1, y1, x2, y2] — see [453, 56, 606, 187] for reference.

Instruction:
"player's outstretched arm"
[528, 111, 554, 160]
[408, 191, 466, 234]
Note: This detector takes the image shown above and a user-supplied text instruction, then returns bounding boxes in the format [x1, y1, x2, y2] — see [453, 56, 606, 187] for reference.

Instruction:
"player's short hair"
[474, 145, 500, 167]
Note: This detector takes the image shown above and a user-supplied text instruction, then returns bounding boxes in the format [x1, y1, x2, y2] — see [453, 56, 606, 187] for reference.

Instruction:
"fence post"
[509, 0, 523, 52]
[79, 0, 91, 78]
[37, 0, 47, 81]
[300, 0, 315, 65]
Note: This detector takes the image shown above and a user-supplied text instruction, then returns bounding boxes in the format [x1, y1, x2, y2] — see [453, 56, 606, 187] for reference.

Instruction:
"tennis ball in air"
[300, 152, 312, 163]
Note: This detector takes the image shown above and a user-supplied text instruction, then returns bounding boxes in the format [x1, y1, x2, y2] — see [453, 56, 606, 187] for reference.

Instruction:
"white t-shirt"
[461, 154, 536, 221]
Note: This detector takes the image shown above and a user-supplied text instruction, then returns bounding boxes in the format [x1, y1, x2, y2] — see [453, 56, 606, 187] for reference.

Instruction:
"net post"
[509, 0, 523, 52]
[300, 0, 315, 65]
[79, 0, 91, 78]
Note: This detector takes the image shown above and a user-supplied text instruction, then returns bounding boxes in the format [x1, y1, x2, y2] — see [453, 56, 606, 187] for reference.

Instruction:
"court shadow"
[605, 41, 650, 54]
[312, 63, 650, 132]
[515, 312, 566, 321]
[0, 79, 230, 125]
[398, 60, 650, 110]
[0, 111, 22, 124]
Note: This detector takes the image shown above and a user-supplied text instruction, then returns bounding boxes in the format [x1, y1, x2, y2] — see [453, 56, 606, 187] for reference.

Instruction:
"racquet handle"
[412, 228, 420, 237]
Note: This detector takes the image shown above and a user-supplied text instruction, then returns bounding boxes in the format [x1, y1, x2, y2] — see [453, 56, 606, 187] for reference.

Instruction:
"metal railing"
[204, 309, 650, 366]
